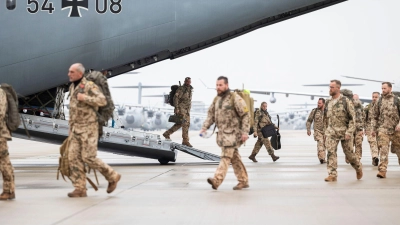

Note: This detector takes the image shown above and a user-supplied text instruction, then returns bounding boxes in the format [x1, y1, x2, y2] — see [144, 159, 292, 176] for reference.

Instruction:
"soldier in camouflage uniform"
[371, 82, 400, 178]
[163, 77, 193, 147]
[248, 102, 279, 162]
[67, 63, 121, 197]
[352, 94, 365, 161]
[324, 80, 363, 182]
[364, 92, 380, 166]
[0, 88, 15, 200]
[201, 76, 250, 190]
[306, 98, 326, 164]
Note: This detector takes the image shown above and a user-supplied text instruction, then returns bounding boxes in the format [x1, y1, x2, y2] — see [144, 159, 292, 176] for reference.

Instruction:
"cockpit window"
[7, 0, 16, 10]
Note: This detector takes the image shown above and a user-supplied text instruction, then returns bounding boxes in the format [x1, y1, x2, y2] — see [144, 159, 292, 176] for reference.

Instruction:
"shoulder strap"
[230, 92, 236, 108]
[341, 96, 348, 112]
[325, 99, 330, 113]
[365, 104, 370, 121]
[312, 108, 318, 120]
[395, 96, 400, 116]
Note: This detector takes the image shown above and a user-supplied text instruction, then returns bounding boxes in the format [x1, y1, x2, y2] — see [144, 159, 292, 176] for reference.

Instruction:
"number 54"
[27, 0, 55, 14]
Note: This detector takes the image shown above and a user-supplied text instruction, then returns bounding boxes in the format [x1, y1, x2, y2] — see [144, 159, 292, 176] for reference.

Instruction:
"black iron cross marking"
[61, 0, 89, 17]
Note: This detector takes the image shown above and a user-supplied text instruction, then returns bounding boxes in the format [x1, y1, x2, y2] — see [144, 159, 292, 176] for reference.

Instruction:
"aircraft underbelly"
[0, 0, 347, 96]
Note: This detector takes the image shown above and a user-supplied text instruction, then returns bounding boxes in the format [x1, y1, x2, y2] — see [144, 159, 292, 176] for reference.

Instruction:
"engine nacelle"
[289, 113, 295, 119]
[311, 96, 315, 100]
[270, 96, 276, 104]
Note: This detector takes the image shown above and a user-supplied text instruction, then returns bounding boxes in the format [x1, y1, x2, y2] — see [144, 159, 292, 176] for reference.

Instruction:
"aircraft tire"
[158, 159, 170, 165]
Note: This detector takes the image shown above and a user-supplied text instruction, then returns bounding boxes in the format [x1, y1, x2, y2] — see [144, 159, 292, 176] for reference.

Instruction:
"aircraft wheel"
[158, 159, 169, 165]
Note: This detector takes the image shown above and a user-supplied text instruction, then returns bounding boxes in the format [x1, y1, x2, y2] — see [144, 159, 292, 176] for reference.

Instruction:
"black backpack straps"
[312, 108, 318, 120]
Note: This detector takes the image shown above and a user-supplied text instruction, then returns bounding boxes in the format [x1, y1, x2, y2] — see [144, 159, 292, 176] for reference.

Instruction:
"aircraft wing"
[246, 89, 372, 104]
[199, 80, 372, 103]
[342, 76, 395, 84]
[113, 86, 170, 88]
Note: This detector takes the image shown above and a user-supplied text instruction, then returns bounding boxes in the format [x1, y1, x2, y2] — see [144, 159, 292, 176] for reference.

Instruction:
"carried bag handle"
[277, 115, 280, 129]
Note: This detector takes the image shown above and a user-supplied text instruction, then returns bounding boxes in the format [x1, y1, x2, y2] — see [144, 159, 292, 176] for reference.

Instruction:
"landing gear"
[19, 85, 68, 119]
[158, 158, 169, 165]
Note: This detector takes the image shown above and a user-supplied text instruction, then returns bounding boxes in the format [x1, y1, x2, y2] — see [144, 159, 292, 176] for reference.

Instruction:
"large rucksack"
[84, 71, 115, 137]
[233, 89, 255, 128]
[0, 83, 21, 131]
[57, 137, 99, 191]
[249, 108, 259, 135]
[168, 85, 180, 106]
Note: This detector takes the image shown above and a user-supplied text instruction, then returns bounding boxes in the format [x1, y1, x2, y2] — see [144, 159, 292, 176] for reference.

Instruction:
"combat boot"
[324, 176, 337, 182]
[320, 159, 326, 164]
[182, 141, 193, 147]
[377, 171, 386, 178]
[356, 168, 363, 180]
[68, 189, 87, 198]
[372, 157, 379, 166]
[207, 178, 218, 190]
[233, 183, 249, 190]
[0, 192, 15, 200]
[163, 132, 171, 140]
[271, 154, 280, 162]
[107, 173, 122, 194]
[248, 154, 258, 163]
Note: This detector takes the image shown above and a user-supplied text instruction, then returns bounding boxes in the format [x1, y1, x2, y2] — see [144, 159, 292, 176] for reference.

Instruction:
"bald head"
[68, 63, 85, 82]
[353, 94, 359, 100]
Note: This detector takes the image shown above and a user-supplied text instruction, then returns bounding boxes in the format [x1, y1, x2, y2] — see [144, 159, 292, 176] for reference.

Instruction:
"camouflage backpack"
[377, 92, 400, 117]
[57, 137, 99, 190]
[84, 71, 115, 137]
[0, 83, 21, 131]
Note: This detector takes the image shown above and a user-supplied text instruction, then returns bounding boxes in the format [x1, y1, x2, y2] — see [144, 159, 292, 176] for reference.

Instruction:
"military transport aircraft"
[2, 0, 349, 162]
[2, 0, 347, 105]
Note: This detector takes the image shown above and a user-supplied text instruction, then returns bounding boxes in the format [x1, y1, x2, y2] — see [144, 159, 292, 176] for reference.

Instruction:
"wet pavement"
[1, 131, 400, 225]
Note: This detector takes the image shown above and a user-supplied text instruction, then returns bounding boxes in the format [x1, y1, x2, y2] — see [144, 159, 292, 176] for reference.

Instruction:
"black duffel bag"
[168, 114, 186, 125]
[271, 115, 281, 150]
[261, 124, 276, 138]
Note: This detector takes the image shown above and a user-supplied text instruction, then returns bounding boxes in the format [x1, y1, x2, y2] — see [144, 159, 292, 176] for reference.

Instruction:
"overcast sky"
[108, 0, 399, 112]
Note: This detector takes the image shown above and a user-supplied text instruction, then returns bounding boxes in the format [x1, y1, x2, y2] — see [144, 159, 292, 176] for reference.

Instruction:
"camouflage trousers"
[377, 131, 400, 172]
[0, 139, 14, 194]
[251, 132, 273, 156]
[165, 111, 190, 142]
[68, 123, 118, 191]
[366, 131, 379, 159]
[353, 131, 363, 160]
[213, 147, 248, 186]
[326, 136, 362, 177]
[314, 131, 326, 161]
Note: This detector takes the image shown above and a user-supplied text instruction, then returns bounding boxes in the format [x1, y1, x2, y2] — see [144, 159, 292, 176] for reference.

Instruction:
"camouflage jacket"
[372, 93, 400, 134]
[0, 89, 11, 140]
[68, 77, 107, 132]
[364, 102, 375, 132]
[306, 108, 324, 133]
[253, 109, 275, 133]
[202, 91, 250, 147]
[324, 94, 356, 140]
[353, 100, 365, 131]
[174, 85, 192, 111]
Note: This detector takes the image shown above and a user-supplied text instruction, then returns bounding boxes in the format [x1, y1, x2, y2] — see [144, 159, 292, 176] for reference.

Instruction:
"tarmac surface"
[1, 130, 400, 225]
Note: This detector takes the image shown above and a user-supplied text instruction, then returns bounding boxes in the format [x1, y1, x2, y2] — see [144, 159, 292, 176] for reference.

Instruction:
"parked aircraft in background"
[342, 76, 400, 92]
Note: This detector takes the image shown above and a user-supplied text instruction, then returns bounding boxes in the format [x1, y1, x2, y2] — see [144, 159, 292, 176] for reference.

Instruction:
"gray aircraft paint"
[1, 0, 346, 97]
